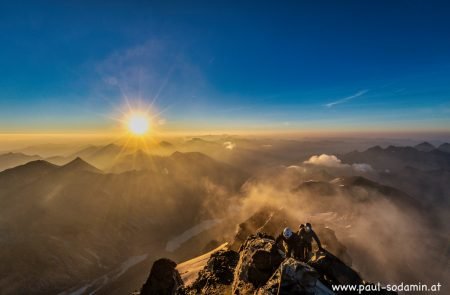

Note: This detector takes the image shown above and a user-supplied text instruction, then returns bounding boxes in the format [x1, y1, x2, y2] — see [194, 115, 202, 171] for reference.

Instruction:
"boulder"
[232, 233, 283, 294]
[140, 258, 183, 295]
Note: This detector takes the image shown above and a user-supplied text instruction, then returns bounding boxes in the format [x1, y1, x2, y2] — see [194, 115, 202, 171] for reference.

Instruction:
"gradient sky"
[1, 0, 450, 134]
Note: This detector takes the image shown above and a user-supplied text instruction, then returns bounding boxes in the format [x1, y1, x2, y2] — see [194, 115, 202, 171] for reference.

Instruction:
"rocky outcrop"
[309, 249, 362, 287]
[138, 229, 397, 295]
[140, 258, 183, 295]
[232, 233, 283, 294]
[257, 258, 333, 295]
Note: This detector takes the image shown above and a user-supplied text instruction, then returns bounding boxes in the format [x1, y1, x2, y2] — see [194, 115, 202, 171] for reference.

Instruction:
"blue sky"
[0, 0, 450, 134]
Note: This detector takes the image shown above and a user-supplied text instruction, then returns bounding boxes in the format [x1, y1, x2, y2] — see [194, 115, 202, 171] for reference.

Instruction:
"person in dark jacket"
[275, 227, 302, 259]
[298, 223, 322, 261]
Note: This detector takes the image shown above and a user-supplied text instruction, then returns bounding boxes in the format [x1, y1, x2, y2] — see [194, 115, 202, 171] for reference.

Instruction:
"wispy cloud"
[324, 90, 368, 108]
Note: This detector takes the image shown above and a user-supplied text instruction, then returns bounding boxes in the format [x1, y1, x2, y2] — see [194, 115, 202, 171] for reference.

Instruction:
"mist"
[226, 155, 449, 286]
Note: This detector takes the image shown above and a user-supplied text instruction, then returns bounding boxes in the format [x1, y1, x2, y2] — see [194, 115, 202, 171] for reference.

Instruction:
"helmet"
[305, 223, 311, 232]
[283, 227, 293, 239]
[299, 224, 305, 229]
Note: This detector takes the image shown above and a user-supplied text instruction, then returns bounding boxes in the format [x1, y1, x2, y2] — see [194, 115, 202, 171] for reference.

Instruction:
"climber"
[275, 227, 302, 259]
[296, 224, 307, 261]
[298, 222, 322, 261]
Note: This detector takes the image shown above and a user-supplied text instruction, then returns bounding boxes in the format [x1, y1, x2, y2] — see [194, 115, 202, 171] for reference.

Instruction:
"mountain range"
[0, 151, 247, 294]
[0, 138, 448, 294]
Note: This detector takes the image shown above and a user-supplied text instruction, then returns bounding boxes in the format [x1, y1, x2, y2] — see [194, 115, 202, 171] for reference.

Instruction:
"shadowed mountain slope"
[341, 145, 450, 171]
[0, 152, 42, 172]
[0, 151, 248, 295]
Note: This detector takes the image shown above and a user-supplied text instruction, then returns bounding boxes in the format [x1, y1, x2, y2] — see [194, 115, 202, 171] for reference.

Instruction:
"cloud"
[304, 154, 373, 172]
[304, 154, 343, 167]
[325, 90, 368, 108]
[352, 163, 374, 173]
[224, 141, 236, 150]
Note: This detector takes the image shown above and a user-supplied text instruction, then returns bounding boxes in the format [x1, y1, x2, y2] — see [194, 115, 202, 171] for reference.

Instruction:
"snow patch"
[177, 243, 228, 286]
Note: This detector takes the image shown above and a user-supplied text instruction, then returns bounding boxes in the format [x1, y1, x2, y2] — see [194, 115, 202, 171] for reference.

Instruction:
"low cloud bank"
[304, 154, 373, 173]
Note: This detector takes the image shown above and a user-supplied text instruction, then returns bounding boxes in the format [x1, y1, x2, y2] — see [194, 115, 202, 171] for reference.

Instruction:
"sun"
[127, 113, 150, 135]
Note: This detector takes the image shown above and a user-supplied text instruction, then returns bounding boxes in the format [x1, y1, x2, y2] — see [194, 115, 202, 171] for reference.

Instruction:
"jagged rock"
[309, 249, 362, 287]
[140, 258, 183, 295]
[180, 250, 239, 295]
[256, 258, 334, 295]
[232, 233, 283, 294]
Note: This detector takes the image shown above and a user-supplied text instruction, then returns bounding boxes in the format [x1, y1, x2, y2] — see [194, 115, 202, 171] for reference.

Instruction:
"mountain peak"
[438, 142, 450, 153]
[414, 142, 435, 152]
[366, 145, 383, 152]
[97, 143, 121, 152]
[0, 152, 42, 171]
[170, 151, 212, 162]
[60, 157, 101, 173]
[1, 159, 57, 175]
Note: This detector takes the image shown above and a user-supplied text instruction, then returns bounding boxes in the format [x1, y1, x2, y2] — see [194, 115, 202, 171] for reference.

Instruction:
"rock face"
[232, 233, 283, 294]
[140, 258, 183, 295]
[180, 250, 239, 295]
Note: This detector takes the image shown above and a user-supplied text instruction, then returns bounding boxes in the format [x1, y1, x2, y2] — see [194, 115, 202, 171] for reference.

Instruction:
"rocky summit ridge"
[136, 231, 396, 295]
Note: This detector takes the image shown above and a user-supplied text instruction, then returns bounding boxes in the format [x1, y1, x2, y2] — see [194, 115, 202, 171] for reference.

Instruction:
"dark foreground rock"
[232, 232, 283, 294]
[309, 249, 363, 287]
[257, 258, 333, 295]
[140, 258, 183, 295]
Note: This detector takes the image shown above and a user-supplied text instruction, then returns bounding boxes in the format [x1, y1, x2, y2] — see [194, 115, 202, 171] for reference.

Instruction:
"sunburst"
[127, 113, 150, 135]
